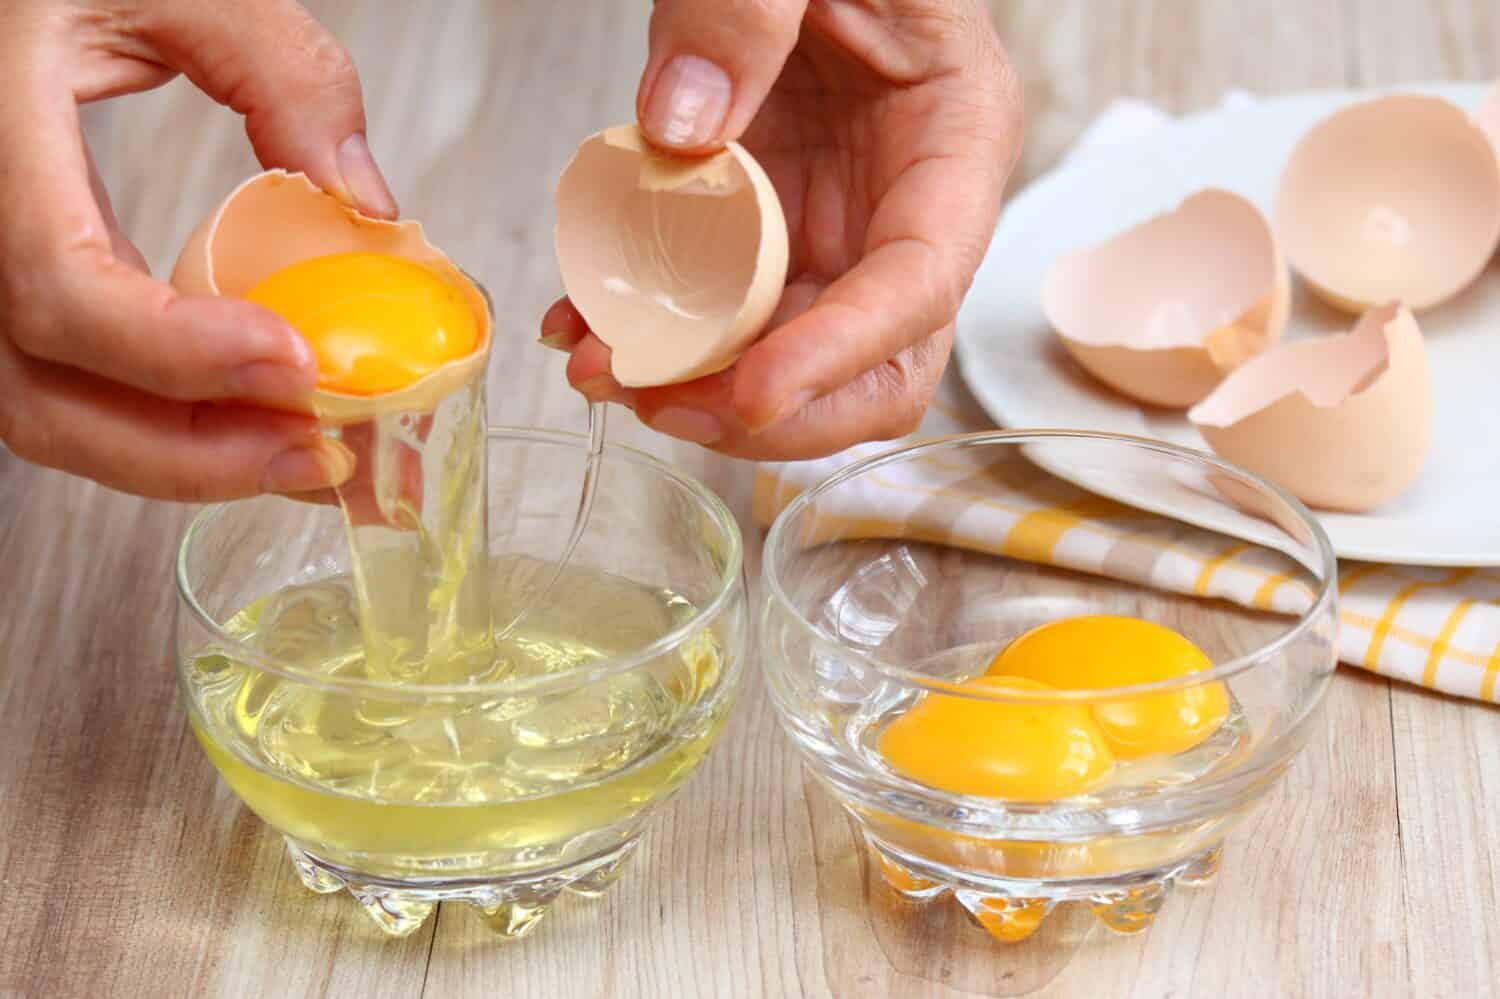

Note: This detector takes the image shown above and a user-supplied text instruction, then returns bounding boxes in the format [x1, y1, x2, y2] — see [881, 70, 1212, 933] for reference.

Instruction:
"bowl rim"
[760, 428, 1339, 703]
[175, 425, 745, 697]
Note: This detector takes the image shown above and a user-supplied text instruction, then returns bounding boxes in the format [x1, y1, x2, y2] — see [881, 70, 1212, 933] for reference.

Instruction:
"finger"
[637, 0, 809, 152]
[0, 352, 353, 502]
[0, 69, 320, 409]
[138, 0, 396, 218]
[565, 334, 639, 408]
[539, 296, 590, 353]
[733, 124, 1018, 430]
[637, 327, 952, 460]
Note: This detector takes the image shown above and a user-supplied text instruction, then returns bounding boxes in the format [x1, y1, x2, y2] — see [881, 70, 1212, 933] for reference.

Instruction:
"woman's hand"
[542, 0, 1022, 460]
[0, 0, 392, 501]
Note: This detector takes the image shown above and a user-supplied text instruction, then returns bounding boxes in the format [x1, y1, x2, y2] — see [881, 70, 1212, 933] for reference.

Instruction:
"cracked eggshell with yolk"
[1274, 94, 1500, 314]
[554, 124, 789, 387]
[169, 170, 491, 426]
[1043, 189, 1290, 409]
[1188, 303, 1432, 514]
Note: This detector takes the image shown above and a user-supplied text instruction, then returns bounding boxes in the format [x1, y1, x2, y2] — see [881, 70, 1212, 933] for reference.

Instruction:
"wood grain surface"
[2, 2, 1497, 996]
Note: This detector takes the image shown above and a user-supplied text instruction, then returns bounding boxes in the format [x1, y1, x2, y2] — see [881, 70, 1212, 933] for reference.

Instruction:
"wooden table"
[3, 2, 1497, 996]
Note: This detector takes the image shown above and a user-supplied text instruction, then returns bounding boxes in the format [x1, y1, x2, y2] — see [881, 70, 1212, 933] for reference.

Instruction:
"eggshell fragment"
[170, 170, 491, 425]
[1188, 303, 1432, 513]
[1274, 95, 1500, 313]
[553, 124, 789, 387]
[1043, 189, 1289, 409]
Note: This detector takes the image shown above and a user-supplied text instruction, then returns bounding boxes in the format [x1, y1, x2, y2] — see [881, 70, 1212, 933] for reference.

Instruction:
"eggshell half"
[1043, 189, 1289, 409]
[170, 170, 491, 425]
[1274, 95, 1500, 313]
[1188, 303, 1432, 513]
[554, 124, 789, 387]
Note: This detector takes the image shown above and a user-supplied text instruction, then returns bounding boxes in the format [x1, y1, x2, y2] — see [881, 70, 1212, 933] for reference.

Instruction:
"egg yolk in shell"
[986, 615, 1228, 760]
[877, 675, 1114, 801]
[245, 251, 479, 396]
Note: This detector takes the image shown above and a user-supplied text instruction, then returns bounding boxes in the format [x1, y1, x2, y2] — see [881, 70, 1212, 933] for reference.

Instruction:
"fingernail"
[577, 374, 626, 404]
[643, 54, 733, 148]
[337, 133, 399, 218]
[228, 361, 317, 410]
[649, 407, 724, 445]
[539, 330, 582, 352]
[263, 439, 355, 494]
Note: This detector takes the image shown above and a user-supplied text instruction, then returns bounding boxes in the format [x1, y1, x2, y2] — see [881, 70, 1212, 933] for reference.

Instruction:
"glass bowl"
[175, 428, 746, 938]
[760, 431, 1336, 965]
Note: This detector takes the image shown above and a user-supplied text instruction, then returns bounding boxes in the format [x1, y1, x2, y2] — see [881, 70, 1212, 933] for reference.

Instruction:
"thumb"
[141, 0, 397, 218]
[637, 0, 809, 153]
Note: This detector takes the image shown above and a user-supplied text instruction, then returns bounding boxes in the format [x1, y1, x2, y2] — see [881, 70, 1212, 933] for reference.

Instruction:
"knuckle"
[916, 242, 965, 328]
[874, 361, 926, 440]
[169, 470, 217, 505]
[303, 33, 361, 95]
[0, 384, 49, 468]
[991, 48, 1025, 143]
[738, 0, 796, 31]
[681, 0, 799, 47]
[876, 336, 946, 440]
[1, 266, 60, 360]
[0, 381, 18, 454]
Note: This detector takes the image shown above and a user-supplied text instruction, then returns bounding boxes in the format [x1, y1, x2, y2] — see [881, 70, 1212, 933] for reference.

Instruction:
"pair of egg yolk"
[878, 615, 1229, 802]
[244, 251, 479, 397]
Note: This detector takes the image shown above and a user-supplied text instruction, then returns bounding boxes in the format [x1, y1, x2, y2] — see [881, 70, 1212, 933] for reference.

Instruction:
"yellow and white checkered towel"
[753, 375, 1499, 704]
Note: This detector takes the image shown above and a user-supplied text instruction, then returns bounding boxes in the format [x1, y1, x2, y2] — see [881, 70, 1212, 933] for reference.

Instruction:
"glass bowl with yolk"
[760, 430, 1338, 956]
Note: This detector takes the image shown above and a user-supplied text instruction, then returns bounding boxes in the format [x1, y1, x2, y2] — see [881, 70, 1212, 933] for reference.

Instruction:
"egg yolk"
[987, 615, 1228, 759]
[245, 251, 479, 396]
[878, 676, 1113, 801]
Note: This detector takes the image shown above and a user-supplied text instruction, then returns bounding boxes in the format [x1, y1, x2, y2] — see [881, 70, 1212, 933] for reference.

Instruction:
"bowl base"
[285, 836, 641, 938]
[867, 834, 1224, 946]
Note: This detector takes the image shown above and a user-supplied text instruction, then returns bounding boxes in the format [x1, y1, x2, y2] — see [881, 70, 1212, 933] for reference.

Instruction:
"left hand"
[540, 0, 1022, 460]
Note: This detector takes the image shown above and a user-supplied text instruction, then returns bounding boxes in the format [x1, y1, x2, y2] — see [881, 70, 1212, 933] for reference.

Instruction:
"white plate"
[955, 82, 1500, 566]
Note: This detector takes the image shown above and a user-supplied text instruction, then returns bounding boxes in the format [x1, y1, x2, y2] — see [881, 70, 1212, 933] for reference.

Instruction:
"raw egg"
[878, 676, 1114, 802]
[1274, 94, 1500, 313]
[1043, 189, 1289, 408]
[1188, 302, 1432, 513]
[986, 616, 1229, 760]
[171, 170, 490, 424]
[244, 251, 480, 397]
[554, 124, 789, 387]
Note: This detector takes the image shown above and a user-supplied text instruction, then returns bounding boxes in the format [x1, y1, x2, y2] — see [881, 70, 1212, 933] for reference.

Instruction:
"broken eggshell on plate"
[1187, 303, 1433, 514]
[1274, 94, 1500, 314]
[1043, 189, 1290, 409]
[553, 124, 789, 388]
[169, 170, 492, 426]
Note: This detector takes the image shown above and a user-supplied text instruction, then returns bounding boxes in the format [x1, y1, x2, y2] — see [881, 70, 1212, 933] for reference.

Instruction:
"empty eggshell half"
[170, 170, 491, 425]
[1187, 303, 1432, 513]
[1274, 95, 1500, 313]
[554, 124, 789, 387]
[1043, 189, 1289, 409]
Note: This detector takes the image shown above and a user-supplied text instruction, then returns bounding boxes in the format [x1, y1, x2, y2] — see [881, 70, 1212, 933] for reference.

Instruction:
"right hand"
[0, 0, 396, 502]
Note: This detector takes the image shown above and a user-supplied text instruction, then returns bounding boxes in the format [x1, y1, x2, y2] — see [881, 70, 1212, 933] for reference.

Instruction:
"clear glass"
[175, 428, 746, 938]
[760, 431, 1337, 993]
